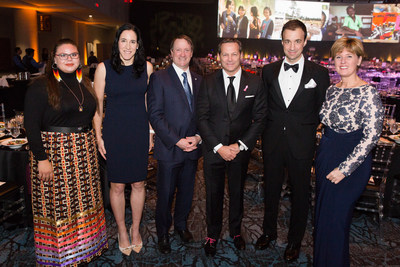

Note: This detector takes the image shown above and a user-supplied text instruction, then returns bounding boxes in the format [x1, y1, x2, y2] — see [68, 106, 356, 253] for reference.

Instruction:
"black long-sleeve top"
[24, 71, 96, 160]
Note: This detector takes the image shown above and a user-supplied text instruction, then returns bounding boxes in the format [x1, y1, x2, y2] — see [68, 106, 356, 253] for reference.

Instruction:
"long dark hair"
[111, 23, 146, 78]
[46, 38, 96, 109]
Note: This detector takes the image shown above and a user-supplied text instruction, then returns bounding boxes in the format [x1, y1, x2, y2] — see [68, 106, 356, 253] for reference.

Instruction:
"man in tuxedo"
[147, 35, 202, 254]
[255, 20, 330, 261]
[197, 39, 267, 256]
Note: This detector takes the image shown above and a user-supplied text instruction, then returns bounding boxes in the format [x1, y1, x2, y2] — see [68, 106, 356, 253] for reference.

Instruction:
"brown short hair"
[281, 19, 307, 40]
[218, 38, 242, 54]
[170, 35, 194, 52]
[330, 37, 365, 58]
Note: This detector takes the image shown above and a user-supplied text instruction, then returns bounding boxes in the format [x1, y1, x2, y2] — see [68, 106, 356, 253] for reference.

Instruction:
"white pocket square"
[245, 95, 255, 98]
[304, 79, 317, 89]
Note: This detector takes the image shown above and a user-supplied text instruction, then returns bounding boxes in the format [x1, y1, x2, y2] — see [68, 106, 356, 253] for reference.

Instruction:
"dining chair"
[383, 104, 396, 119]
[354, 141, 396, 235]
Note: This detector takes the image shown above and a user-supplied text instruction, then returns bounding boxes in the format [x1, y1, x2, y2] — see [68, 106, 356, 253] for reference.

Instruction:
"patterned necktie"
[227, 76, 236, 116]
[182, 72, 193, 112]
[284, 63, 299, 73]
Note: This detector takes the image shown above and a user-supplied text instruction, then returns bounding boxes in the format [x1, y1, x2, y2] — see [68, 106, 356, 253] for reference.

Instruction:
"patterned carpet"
[1, 157, 400, 266]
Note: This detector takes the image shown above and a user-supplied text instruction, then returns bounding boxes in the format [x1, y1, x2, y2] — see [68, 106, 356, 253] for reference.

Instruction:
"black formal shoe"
[284, 243, 301, 262]
[255, 234, 276, 250]
[204, 237, 218, 257]
[232, 235, 246, 250]
[158, 235, 171, 254]
[175, 229, 194, 243]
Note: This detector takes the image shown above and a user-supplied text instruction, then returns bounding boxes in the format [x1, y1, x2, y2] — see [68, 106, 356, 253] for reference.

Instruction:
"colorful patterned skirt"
[30, 130, 108, 266]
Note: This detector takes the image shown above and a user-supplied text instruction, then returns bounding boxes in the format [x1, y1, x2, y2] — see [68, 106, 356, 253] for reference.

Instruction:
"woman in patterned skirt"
[24, 38, 108, 266]
[313, 37, 384, 266]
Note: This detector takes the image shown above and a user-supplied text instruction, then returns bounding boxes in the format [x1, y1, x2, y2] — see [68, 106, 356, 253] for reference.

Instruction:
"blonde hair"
[330, 37, 365, 58]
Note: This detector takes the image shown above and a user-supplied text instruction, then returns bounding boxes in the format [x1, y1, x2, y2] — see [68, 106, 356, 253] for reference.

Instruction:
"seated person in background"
[13, 47, 26, 73]
[336, 6, 363, 38]
[22, 48, 44, 74]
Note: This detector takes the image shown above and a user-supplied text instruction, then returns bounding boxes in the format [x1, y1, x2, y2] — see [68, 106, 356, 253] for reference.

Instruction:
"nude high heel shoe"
[118, 233, 132, 256]
[130, 225, 143, 253]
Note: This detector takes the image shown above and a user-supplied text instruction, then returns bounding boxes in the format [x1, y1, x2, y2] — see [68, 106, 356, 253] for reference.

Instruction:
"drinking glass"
[5, 118, 15, 135]
[15, 112, 24, 128]
[390, 123, 399, 135]
[10, 126, 20, 138]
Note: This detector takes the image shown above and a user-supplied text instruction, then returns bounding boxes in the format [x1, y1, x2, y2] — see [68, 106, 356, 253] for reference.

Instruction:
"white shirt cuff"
[238, 140, 248, 151]
[213, 143, 223, 153]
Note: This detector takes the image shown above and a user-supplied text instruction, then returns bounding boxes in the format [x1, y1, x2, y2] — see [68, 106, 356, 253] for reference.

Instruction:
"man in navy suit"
[255, 20, 330, 262]
[197, 39, 267, 256]
[147, 35, 202, 254]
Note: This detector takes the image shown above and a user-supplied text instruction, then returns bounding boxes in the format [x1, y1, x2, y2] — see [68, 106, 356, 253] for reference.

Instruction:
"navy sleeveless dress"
[103, 60, 149, 183]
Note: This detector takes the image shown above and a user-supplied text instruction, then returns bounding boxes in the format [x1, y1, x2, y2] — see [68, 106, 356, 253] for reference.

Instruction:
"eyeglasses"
[55, 53, 79, 60]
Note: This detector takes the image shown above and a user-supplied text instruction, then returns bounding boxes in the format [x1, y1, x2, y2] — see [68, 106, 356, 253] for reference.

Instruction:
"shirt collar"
[172, 63, 190, 77]
[283, 55, 304, 68]
[222, 67, 242, 81]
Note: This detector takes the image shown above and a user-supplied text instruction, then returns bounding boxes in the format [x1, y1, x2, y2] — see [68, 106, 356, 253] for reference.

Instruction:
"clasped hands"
[217, 143, 240, 161]
[176, 136, 201, 152]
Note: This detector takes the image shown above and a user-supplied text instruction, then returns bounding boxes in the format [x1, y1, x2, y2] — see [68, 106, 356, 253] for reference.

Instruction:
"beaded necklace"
[53, 68, 84, 112]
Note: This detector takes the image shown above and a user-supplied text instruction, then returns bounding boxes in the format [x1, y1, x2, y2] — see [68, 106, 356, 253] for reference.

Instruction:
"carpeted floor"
[1, 157, 400, 266]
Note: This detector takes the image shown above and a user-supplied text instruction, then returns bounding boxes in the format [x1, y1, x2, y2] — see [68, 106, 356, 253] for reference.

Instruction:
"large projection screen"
[217, 1, 400, 43]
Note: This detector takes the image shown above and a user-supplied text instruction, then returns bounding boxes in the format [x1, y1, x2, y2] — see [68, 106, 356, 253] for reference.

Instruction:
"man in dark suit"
[147, 35, 202, 254]
[197, 39, 267, 256]
[255, 20, 330, 262]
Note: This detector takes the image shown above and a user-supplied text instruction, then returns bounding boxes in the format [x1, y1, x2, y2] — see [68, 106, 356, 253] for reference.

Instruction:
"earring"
[53, 68, 61, 82]
[52, 63, 57, 69]
[76, 68, 82, 83]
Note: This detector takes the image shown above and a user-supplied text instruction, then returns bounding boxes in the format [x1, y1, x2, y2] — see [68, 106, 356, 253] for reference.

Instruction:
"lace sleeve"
[338, 86, 384, 176]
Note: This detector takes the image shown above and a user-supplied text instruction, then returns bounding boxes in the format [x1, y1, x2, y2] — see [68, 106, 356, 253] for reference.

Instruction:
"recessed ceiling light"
[89, 15, 93, 18]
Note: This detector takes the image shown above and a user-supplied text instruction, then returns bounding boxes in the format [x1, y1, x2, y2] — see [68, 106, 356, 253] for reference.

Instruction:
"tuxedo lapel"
[168, 66, 192, 112]
[290, 60, 312, 105]
[232, 71, 248, 119]
[215, 70, 228, 111]
[272, 61, 286, 107]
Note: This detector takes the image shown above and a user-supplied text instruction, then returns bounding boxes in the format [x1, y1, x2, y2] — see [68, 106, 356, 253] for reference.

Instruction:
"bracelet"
[149, 129, 155, 134]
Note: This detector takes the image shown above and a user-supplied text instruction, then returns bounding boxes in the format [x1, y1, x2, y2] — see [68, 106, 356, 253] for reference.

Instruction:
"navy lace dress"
[102, 60, 149, 183]
[314, 84, 384, 267]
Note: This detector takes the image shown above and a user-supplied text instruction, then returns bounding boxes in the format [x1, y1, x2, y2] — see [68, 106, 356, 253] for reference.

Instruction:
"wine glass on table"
[10, 122, 20, 139]
[390, 122, 398, 135]
[15, 111, 24, 129]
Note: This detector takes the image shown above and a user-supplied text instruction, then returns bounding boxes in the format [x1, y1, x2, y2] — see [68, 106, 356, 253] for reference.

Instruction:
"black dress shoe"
[284, 243, 301, 262]
[255, 234, 276, 250]
[233, 235, 246, 250]
[204, 237, 218, 257]
[158, 235, 171, 254]
[175, 229, 194, 243]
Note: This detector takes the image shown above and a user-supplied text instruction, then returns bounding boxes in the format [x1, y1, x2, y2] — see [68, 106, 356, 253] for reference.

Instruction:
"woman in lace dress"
[313, 37, 384, 267]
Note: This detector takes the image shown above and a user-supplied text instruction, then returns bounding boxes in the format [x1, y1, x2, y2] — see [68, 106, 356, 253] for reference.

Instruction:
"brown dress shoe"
[255, 234, 276, 250]
[284, 243, 301, 262]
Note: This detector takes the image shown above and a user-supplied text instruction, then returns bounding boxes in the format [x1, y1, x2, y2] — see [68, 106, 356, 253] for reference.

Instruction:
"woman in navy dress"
[93, 24, 153, 256]
[314, 37, 383, 266]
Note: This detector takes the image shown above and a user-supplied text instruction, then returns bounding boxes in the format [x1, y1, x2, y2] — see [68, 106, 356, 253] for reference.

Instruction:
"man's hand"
[217, 145, 238, 161]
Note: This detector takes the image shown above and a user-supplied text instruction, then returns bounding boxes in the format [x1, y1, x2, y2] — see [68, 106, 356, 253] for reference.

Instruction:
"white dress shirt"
[278, 55, 304, 108]
[172, 63, 193, 93]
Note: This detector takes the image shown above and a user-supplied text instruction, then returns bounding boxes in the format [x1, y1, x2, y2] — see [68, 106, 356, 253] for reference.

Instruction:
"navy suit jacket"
[147, 66, 202, 161]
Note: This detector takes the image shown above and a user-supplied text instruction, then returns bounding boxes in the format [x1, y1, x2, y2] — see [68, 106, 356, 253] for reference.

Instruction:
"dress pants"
[262, 133, 313, 244]
[203, 149, 250, 239]
[314, 128, 371, 267]
[155, 158, 198, 238]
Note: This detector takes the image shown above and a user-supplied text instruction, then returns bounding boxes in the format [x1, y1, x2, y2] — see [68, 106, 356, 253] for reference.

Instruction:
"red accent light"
[95, 3, 99, 7]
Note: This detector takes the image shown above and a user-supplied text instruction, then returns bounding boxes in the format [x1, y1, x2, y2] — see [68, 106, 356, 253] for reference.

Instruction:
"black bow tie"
[284, 63, 299, 73]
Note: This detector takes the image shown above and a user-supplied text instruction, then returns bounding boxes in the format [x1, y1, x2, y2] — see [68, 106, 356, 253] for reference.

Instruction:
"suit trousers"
[262, 132, 313, 244]
[155, 158, 198, 238]
[203, 149, 250, 239]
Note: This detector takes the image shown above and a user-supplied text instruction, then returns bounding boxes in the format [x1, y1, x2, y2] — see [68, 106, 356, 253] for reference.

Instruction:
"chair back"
[383, 104, 396, 119]
[370, 142, 396, 187]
